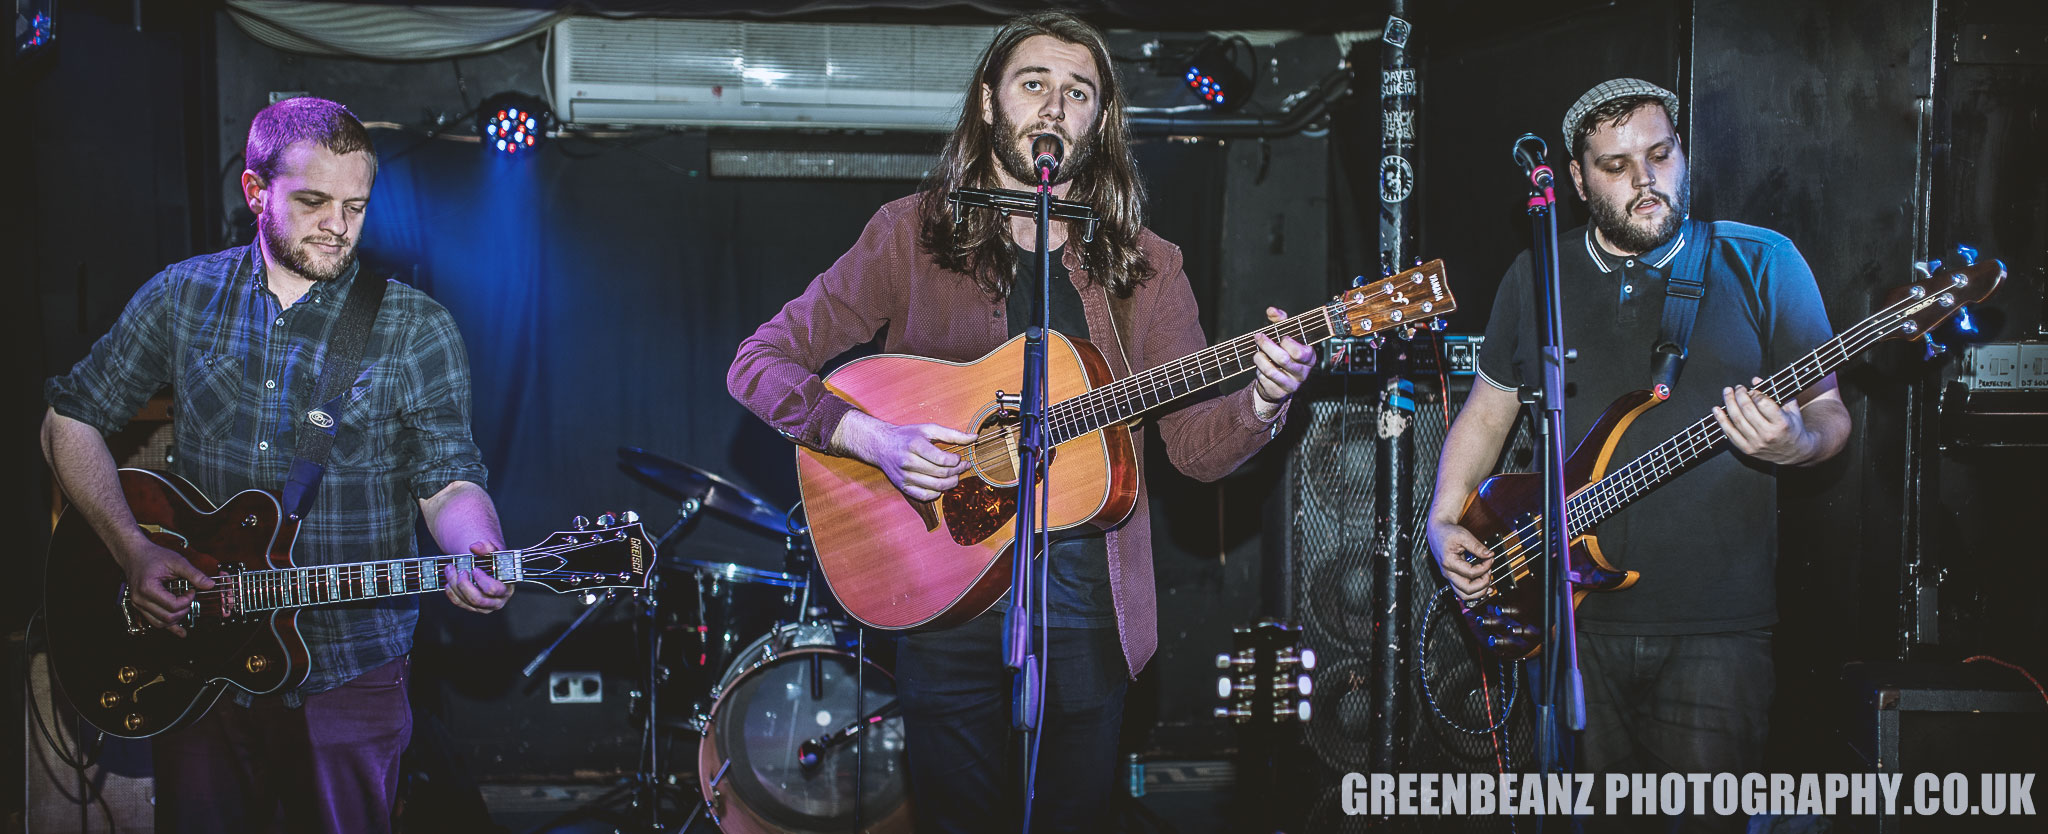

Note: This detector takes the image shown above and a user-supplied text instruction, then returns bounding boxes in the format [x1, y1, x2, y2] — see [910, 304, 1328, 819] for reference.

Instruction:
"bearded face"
[246, 141, 374, 284]
[990, 103, 1094, 188]
[981, 35, 1104, 190]
[1584, 172, 1690, 255]
[258, 195, 360, 282]
[1571, 102, 1691, 256]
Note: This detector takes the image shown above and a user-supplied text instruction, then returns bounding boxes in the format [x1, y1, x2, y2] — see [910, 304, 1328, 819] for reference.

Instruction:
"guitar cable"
[21, 607, 120, 832]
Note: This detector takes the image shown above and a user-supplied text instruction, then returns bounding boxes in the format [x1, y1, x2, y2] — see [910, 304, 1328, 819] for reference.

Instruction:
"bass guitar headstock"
[1880, 245, 2005, 350]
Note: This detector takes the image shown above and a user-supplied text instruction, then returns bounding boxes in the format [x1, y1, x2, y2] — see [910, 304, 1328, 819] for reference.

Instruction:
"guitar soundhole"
[940, 475, 1015, 547]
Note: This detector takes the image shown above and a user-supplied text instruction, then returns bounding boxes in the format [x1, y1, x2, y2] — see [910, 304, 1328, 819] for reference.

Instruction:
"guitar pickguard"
[940, 475, 1016, 546]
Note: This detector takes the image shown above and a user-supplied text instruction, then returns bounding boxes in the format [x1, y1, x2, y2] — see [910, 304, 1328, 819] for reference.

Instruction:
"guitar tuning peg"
[1953, 244, 1978, 266]
[1396, 325, 1417, 341]
[1352, 275, 1368, 288]
[595, 512, 618, 528]
[571, 515, 590, 531]
[620, 510, 641, 524]
[1412, 256, 1424, 267]
[1912, 261, 1933, 280]
[1428, 318, 1449, 332]
[1365, 335, 1387, 350]
[1923, 333, 1948, 360]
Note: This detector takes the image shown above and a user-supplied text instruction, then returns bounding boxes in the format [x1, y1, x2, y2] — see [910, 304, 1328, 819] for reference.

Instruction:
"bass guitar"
[1456, 252, 2004, 658]
[43, 468, 653, 738]
[798, 260, 1456, 629]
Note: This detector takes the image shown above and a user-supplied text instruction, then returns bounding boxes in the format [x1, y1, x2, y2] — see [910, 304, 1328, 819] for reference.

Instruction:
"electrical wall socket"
[2018, 343, 2048, 390]
[548, 671, 602, 704]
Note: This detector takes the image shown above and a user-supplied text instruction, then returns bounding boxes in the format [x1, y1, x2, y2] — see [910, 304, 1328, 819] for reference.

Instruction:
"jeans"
[153, 657, 412, 834]
[1576, 629, 1773, 834]
[894, 612, 1128, 833]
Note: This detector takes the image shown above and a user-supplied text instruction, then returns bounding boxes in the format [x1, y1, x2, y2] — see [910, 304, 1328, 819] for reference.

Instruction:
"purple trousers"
[153, 658, 412, 834]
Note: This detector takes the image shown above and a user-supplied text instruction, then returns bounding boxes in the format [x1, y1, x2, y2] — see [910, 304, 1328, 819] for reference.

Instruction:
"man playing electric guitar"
[42, 96, 511, 834]
[727, 12, 1315, 830]
[1426, 79, 1851, 832]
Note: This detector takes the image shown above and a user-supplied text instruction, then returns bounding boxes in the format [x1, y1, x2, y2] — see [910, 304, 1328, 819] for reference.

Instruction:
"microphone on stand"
[1512, 133, 1554, 190]
[1032, 133, 1063, 184]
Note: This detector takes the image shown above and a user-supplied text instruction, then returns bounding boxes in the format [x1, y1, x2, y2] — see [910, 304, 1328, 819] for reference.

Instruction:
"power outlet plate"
[548, 671, 602, 704]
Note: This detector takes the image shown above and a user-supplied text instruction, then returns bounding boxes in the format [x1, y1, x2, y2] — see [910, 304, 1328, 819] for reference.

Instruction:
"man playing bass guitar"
[1426, 79, 1850, 830]
[42, 96, 511, 834]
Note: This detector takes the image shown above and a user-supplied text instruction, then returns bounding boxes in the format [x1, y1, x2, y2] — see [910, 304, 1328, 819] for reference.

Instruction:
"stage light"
[477, 92, 552, 157]
[1184, 37, 1250, 112]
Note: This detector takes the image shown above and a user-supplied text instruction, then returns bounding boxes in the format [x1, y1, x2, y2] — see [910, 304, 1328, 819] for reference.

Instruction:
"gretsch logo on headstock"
[630, 537, 644, 574]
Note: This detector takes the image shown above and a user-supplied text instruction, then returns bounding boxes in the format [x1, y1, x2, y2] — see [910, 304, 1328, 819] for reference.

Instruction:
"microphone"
[1512, 133, 1554, 190]
[1031, 133, 1063, 182]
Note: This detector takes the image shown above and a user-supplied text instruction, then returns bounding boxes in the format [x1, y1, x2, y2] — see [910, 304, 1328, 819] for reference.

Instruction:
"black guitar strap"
[1649, 219, 1713, 398]
[281, 274, 388, 519]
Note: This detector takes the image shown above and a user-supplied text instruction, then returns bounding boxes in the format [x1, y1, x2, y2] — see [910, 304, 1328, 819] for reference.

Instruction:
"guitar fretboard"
[1565, 286, 1946, 533]
[226, 551, 525, 612]
[1043, 301, 1346, 445]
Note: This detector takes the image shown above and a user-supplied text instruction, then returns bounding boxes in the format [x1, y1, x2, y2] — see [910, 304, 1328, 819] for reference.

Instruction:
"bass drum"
[697, 622, 911, 834]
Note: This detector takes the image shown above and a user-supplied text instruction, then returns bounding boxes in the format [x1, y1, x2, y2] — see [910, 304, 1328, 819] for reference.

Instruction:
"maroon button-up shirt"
[728, 192, 1285, 677]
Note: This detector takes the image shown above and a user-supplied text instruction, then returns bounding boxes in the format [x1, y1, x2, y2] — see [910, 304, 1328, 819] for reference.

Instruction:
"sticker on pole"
[1380, 156, 1415, 203]
[1385, 16, 1411, 49]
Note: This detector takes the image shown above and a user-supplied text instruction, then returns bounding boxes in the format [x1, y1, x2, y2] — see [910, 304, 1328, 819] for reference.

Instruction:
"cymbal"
[617, 447, 790, 538]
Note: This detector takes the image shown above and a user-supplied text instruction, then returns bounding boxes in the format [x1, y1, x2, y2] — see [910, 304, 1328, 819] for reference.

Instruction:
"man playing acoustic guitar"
[728, 12, 1315, 830]
[1427, 79, 1851, 831]
[42, 96, 511, 833]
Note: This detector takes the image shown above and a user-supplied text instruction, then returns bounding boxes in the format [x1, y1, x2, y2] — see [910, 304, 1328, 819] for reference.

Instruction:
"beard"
[991, 105, 1093, 188]
[1586, 174, 1691, 255]
[258, 206, 357, 283]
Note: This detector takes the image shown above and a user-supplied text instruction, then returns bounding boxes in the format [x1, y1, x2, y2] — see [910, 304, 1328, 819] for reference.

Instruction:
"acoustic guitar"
[1456, 251, 2004, 658]
[43, 468, 653, 738]
[797, 260, 1456, 630]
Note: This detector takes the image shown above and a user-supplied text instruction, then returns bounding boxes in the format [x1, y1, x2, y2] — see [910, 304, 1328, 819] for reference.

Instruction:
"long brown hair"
[915, 12, 1153, 298]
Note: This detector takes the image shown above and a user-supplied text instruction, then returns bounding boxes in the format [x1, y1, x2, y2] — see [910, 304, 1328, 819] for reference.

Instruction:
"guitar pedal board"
[1320, 333, 1483, 376]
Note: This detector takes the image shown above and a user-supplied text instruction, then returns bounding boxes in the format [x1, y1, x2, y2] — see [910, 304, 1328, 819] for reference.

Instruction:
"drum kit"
[528, 447, 910, 833]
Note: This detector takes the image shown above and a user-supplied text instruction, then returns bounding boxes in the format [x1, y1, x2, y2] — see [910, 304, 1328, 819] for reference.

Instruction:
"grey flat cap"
[1563, 78, 1679, 154]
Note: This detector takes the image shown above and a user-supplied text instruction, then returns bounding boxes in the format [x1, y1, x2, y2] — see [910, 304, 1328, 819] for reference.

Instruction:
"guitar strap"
[1649, 218, 1712, 398]
[281, 273, 388, 519]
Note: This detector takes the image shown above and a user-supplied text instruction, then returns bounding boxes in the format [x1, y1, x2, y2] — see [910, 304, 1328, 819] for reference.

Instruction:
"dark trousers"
[894, 613, 1127, 834]
[154, 657, 413, 834]
[1576, 629, 1773, 834]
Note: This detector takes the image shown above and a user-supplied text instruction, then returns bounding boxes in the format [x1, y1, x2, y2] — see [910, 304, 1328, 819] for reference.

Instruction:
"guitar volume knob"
[99, 692, 121, 709]
[123, 714, 146, 732]
[117, 666, 139, 683]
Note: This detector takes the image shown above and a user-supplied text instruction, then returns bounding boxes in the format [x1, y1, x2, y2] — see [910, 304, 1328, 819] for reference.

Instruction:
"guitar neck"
[226, 550, 526, 612]
[1567, 295, 1916, 534]
[1046, 301, 1345, 444]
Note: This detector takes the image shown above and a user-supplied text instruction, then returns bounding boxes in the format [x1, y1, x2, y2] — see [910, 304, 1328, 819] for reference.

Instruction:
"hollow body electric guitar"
[44, 468, 654, 738]
[1457, 253, 2005, 659]
[799, 261, 1455, 630]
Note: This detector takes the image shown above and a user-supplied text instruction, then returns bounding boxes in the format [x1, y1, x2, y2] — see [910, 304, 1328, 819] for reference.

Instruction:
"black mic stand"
[1513, 135, 1586, 795]
[1005, 141, 1060, 834]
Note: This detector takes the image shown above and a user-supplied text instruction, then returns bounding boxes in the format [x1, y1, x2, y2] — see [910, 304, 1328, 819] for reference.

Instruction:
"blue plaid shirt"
[46, 242, 488, 704]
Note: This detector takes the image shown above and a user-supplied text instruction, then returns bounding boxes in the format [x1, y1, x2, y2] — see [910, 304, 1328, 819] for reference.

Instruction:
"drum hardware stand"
[526, 505, 701, 833]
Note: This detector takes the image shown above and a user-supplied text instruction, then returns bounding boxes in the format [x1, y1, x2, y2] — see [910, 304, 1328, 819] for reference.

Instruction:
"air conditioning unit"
[551, 17, 996, 131]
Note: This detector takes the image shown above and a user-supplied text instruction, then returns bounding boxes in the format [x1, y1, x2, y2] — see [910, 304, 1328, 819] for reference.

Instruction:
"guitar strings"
[1462, 290, 1929, 604]
[181, 537, 629, 604]
[1471, 296, 1911, 597]
[928, 303, 1340, 469]
[932, 281, 1412, 471]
